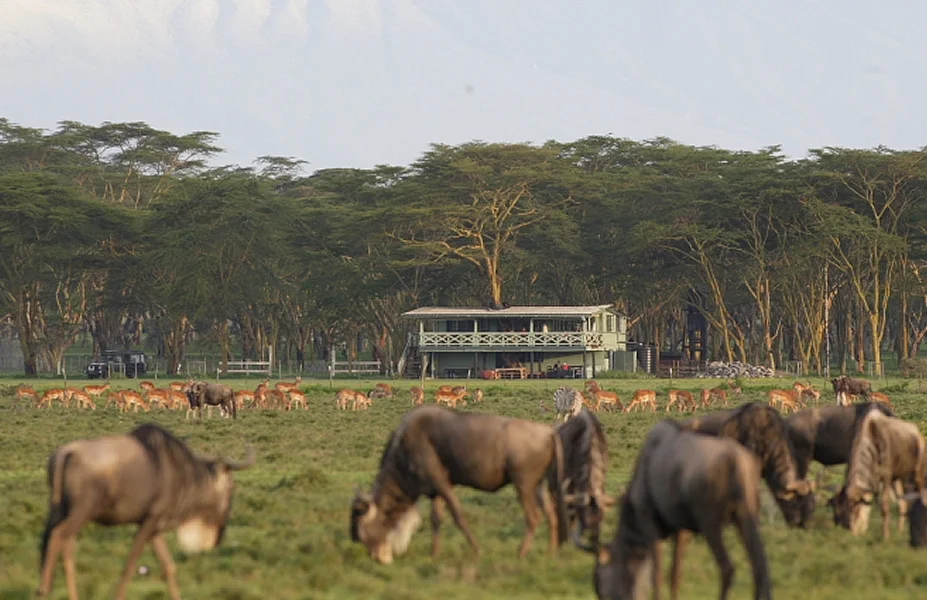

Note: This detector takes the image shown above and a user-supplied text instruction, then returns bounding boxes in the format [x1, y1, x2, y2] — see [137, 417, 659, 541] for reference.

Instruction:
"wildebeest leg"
[63, 537, 79, 600]
[538, 485, 559, 553]
[701, 526, 735, 600]
[437, 487, 480, 555]
[152, 534, 181, 600]
[113, 521, 156, 600]
[882, 491, 892, 541]
[514, 482, 543, 557]
[670, 530, 691, 600]
[652, 540, 663, 600]
[430, 497, 446, 556]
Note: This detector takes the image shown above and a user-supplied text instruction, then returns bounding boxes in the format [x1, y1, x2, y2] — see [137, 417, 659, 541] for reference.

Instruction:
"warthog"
[683, 403, 816, 528]
[555, 409, 615, 547]
[591, 420, 771, 600]
[37, 423, 254, 600]
[785, 403, 896, 479]
[185, 380, 237, 419]
[827, 411, 925, 539]
[350, 405, 568, 563]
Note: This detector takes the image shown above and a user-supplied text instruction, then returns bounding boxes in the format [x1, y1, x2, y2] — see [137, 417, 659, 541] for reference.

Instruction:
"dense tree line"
[2, 119, 926, 376]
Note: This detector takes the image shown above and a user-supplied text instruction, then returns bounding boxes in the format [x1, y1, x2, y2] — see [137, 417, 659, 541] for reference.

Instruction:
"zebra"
[554, 386, 585, 423]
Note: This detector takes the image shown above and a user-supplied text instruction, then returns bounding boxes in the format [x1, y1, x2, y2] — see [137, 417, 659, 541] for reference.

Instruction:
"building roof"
[402, 305, 616, 319]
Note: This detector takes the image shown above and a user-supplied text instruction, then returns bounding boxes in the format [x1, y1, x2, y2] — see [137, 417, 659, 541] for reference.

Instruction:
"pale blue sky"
[3, 0, 925, 170]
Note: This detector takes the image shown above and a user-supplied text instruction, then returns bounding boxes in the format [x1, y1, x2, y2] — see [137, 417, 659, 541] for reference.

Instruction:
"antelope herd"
[10, 372, 926, 600]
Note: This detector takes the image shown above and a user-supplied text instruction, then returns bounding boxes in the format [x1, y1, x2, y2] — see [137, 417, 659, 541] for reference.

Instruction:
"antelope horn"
[223, 445, 256, 470]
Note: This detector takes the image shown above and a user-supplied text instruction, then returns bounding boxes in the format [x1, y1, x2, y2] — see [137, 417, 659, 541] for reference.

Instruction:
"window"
[446, 320, 475, 332]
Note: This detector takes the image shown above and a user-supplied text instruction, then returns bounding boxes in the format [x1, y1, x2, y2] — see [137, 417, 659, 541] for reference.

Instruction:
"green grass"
[2, 377, 927, 599]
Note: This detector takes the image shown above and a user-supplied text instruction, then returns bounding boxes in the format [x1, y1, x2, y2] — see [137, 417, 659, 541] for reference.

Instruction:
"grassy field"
[2, 377, 927, 599]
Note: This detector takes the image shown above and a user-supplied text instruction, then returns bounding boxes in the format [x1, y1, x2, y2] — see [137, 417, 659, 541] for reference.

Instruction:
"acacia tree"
[394, 143, 575, 308]
[806, 147, 926, 373]
[142, 173, 296, 373]
[0, 173, 129, 374]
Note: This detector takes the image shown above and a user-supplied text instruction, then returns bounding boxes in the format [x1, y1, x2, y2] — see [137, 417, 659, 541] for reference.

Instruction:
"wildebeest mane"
[845, 411, 888, 495]
[718, 403, 799, 494]
[555, 410, 610, 540]
[130, 423, 215, 517]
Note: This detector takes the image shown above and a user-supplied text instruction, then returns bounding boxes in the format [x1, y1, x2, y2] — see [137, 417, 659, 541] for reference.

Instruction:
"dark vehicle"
[85, 350, 148, 379]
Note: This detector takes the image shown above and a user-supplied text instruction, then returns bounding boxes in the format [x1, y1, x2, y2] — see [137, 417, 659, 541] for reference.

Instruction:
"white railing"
[416, 331, 609, 350]
[331, 360, 382, 374]
[218, 360, 272, 377]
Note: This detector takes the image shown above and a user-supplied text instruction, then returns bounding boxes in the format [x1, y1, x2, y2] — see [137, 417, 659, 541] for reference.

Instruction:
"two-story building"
[400, 305, 631, 379]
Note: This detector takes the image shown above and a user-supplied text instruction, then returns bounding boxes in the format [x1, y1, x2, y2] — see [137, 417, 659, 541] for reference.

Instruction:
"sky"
[3, 0, 926, 171]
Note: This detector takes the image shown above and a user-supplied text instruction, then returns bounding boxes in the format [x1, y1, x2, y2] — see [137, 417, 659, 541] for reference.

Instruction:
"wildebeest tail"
[548, 433, 569, 547]
[40, 450, 72, 570]
[229, 392, 238, 419]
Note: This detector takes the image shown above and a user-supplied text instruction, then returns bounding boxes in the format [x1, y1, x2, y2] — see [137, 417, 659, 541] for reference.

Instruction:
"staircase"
[399, 333, 423, 379]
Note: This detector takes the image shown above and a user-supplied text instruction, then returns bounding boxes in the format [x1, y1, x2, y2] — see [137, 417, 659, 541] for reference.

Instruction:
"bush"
[595, 370, 655, 380]
[900, 358, 927, 379]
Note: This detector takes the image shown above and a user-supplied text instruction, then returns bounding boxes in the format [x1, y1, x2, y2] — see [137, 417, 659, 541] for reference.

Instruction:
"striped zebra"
[554, 386, 585, 423]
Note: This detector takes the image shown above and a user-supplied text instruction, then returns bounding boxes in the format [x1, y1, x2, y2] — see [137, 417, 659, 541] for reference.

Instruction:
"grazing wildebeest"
[554, 409, 615, 546]
[785, 402, 896, 479]
[827, 411, 925, 539]
[682, 403, 816, 528]
[591, 420, 771, 600]
[185, 380, 237, 420]
[37, 423, 255, 600]
[350, 405, 568, 563]
[831, 375, 872, 406]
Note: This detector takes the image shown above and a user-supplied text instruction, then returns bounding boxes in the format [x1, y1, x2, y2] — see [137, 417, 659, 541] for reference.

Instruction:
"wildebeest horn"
[571, 522, 598, 553]
[223, 445, 256, 470]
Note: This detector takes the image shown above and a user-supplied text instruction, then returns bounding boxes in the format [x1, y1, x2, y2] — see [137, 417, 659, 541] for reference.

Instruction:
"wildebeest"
[827, 410, 925, 539]
[785, 402, 896, 479]
[592, 420, 771, 600]
[350, 405, 568, 563]
[831, 375, 872, 406]
[185, 380, 237, 420]
[682, 403, 816, 528]
[37, 423, 254, 600]
[554, 409, 615, 546]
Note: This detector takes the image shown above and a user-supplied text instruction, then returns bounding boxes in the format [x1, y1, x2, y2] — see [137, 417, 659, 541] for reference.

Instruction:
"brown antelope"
[288, 389, 308, 410]
[83, 383, 110, 399]
[374, 382, 395, 398]
[584, 380, 622, 412]
[624, 389, 657, 413]
[793, 381, 820, 406]
[169, 381, 186, 392]
[234, 389, 255, 411]
[275, 376, 302, 394]
[665, 389, 697, 413]
[768, 388, 802, 414]
[726, 379, 743, 394]
[472, 388, 484, 403]
[38, 388, 66, 409]
[254, 381, 269, 408]
[870, 391, 894, 410]
[144, 388, 171, 410]
[121, 389, 149, 413]
[266, 389, 288, 410]
[410, 386, 425, 406]
[15, 385, 38, 405]
[104, 390, 125, 410]
[168, 389, 188, 410]
[336, 389, 359, 411]
[435, 386, 469, 409]
[354, 392, 372, 410]
[70, 389, 96, 410]
[139, 380, 156, 391]
[700, 387, 729, 408]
